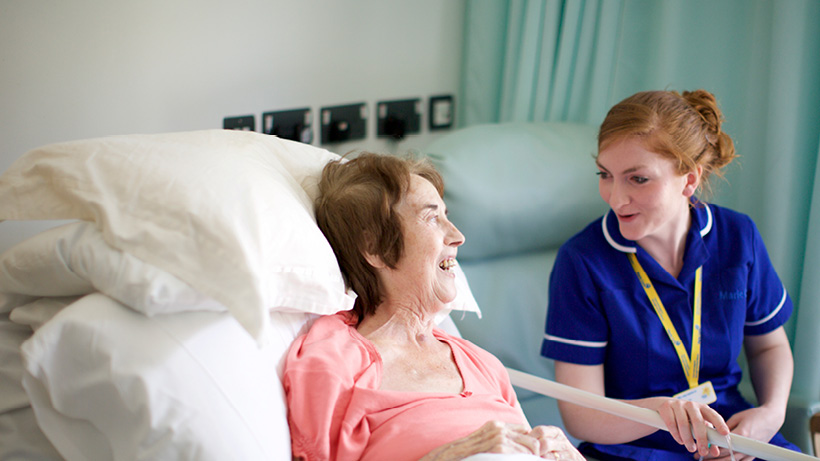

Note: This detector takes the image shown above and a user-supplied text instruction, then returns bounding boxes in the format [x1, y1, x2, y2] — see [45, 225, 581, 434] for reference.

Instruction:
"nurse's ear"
[683, 165, 703, 198]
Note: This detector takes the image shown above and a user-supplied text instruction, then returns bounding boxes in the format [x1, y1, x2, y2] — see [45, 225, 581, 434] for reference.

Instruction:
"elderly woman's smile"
[439, 258, 457, 272]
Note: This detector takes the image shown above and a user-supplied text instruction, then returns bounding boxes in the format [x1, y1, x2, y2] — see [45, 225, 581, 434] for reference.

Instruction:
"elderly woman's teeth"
[439, 259, 456, 271]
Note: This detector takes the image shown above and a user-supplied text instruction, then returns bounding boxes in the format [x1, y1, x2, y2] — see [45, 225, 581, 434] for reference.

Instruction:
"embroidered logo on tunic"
[719, 290, 746, 300]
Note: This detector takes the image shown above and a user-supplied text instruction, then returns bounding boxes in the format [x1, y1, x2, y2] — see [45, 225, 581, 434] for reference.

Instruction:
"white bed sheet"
[21, 293, 308, 461]
[0, 314, 61, 460]
[463, 455, 549, 461]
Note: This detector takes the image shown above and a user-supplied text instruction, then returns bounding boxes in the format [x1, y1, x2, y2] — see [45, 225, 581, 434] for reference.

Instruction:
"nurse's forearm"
[745, 328, 793, 422]
[556, 398, 662, 444]
[554, 361, 663, 443]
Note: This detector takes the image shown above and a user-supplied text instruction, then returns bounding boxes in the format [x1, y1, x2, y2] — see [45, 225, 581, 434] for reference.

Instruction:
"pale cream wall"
[0, 0, 466, 252]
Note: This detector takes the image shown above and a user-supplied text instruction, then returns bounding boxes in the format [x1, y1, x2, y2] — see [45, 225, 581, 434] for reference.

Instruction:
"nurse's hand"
[651, 397, 730, 459]
[700, 406, 783, 461]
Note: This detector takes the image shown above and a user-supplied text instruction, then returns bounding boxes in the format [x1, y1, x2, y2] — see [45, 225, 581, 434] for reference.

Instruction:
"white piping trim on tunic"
[603, 204, 713, 253]
[602, 211, 636, 253]
[745, 285, 788, 327]
[544, 333, 608, 348]
[700, 204, 713, 237]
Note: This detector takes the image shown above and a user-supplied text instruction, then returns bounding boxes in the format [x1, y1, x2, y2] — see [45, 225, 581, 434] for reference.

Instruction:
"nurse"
[541, 89, 800, 460]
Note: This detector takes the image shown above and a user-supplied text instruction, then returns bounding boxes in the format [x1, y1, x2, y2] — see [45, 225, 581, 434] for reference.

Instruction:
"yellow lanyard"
[627, 253, 702, 389]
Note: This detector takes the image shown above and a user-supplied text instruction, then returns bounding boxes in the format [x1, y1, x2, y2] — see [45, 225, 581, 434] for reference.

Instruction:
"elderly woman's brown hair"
[314, 152, 444, 319]
[598, 89, 738, 199]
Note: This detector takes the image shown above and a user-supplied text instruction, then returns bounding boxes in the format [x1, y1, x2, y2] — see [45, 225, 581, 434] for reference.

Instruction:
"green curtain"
[460, 0, 623, 125]
[460, 0, 820, 449]
[793, 136, 820, 414]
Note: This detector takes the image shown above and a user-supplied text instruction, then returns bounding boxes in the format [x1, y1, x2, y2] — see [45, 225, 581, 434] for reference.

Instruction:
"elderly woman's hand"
[529, 425, 585, 460]
[419, 421, 583, 460]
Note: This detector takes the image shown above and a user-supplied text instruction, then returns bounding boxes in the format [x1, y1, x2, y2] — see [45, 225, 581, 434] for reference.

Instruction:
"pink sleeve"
[283, 336, 351, 460]
[283, 314, 373, 461]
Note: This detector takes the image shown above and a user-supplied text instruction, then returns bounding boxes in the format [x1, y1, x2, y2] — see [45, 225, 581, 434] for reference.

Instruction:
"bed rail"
[506, 368, 819, 461]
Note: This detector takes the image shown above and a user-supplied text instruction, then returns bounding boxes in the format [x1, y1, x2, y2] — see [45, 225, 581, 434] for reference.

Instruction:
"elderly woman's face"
[387, 174, 465, 309]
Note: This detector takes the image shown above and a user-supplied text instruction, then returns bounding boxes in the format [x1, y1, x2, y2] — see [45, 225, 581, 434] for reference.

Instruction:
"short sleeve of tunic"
[741, 214, 793, 335]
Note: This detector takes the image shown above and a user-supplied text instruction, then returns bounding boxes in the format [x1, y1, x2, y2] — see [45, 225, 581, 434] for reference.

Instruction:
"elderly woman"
[283, 153, 583, 461]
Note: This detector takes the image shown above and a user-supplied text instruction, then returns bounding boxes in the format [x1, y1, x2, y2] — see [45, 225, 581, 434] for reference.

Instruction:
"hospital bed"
[0, 124, 815, 460]
[0, 129, 482, 460]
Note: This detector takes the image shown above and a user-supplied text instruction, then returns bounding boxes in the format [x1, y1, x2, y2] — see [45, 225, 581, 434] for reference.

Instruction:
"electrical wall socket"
[263, 108, 312, 144]
[223, 115, 255, 131]
[429, 95, 454, 130]
[320, 103, 367, 143]
[377, 98, 421, 139]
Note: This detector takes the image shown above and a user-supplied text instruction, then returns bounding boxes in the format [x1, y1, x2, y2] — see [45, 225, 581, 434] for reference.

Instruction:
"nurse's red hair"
[598, 89, 737, 199]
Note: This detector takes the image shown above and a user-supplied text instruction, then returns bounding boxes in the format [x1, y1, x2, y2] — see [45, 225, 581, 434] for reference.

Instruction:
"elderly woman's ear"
[362, 232, 388, 269]
[363, 251, 387, 269]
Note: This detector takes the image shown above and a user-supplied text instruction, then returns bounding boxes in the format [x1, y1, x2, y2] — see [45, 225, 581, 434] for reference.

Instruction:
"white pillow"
[0, 293, 37, 317]
[21, 293, 306, 461]
[0, 406, 61, 460]
[0, 219, 480, 321]
[10, 297, 80, 331]
[0, 301, 71, 460]
[0, 221, 223, 315]
[0, 130, 353, 343]
[0, 313, 33, 414]
[0, 131, 481, 342]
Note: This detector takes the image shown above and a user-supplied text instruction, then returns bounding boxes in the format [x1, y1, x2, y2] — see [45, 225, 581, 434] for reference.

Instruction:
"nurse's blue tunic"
[541, 203, 799, 460]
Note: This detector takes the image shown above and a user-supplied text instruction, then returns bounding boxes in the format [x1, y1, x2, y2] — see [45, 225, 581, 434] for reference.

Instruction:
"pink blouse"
[283, 311, 527, 461]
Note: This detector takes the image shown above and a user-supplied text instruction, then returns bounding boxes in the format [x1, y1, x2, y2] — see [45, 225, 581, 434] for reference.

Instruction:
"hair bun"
[682, 89, 722, 137]
[682, 89, 736, 170]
